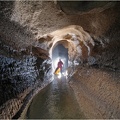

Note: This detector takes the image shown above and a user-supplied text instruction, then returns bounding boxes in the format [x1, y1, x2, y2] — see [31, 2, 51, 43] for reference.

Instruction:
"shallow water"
[26, 75, 85, 119]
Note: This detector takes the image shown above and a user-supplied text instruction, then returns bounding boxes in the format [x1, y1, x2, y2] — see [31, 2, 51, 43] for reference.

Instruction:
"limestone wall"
[69, 66, 120, 119]
[0, 48, 52, 119]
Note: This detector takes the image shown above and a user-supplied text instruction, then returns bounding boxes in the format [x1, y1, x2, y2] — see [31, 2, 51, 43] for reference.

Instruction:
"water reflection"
[26, 76, 85, 119]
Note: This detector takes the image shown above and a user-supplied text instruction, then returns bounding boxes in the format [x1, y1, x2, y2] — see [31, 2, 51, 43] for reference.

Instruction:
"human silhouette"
[54, 59, 63, 75]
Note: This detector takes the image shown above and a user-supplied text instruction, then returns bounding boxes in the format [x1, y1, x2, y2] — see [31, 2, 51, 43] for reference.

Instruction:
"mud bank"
[69, 66, 120, 119]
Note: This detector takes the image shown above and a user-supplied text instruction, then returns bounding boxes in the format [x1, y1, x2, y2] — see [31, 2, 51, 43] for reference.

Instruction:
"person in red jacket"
[57, 59, 63, 74]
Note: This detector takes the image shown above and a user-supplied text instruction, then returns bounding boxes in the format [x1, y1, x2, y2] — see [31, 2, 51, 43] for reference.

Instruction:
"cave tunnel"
[0, 1, 120, 119]
[52, 42, 68, 74]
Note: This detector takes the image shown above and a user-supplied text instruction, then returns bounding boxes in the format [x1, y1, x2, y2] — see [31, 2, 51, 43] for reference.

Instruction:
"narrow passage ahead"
[26, 75, 85, 119]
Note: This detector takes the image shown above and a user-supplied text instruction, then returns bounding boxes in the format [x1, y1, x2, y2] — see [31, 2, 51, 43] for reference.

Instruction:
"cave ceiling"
[0, 1, 120, 63]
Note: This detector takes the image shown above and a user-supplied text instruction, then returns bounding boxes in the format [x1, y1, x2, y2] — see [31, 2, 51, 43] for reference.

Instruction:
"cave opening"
[52, 42, 68, 75]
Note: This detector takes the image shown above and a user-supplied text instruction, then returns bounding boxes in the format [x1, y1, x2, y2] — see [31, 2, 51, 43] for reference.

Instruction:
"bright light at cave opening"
[53, 57, 60, 70]
[52, 57, 65, 71]
[52, 57, 68, 79]
[57, 70, 68, 79]
[58, 73, 62, 79]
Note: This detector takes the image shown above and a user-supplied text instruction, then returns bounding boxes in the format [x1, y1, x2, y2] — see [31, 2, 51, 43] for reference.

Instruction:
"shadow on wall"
[0, 1, 14, 18]
[92, 10, 120, 71]
[57, 1, 115, 14]
[0, 17, 34, 51]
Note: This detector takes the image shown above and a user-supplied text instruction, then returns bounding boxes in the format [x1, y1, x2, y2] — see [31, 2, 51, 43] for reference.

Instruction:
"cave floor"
[25, 75, 85, 119]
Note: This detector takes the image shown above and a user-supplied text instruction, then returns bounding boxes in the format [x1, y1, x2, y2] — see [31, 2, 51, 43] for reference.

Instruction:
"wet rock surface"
[26, 76, 85, 119]
[0, 46, 52, 119]
[0, 1, 120, 119]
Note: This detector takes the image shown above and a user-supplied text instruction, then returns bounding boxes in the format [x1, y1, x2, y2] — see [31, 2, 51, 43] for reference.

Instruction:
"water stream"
[25, 75, 85, 119]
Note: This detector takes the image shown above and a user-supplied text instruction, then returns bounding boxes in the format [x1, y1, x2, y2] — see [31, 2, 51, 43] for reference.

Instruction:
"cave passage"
[24, 44, 85, 119]
[52, 43, 68, 74]
[25, 76, 85, 119]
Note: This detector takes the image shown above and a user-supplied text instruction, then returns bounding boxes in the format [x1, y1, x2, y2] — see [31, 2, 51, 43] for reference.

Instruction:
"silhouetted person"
[57, 59, 63, 74]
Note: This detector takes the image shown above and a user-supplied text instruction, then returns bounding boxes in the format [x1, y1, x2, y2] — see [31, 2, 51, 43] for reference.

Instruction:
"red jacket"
[58, 60, 63, 70]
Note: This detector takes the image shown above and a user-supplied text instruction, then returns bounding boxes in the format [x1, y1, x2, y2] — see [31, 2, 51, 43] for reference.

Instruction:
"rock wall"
[69, 66, 120, 119]
[0, 2, 53, 118]
[0, 45, 52, 119]
[0, 1, 120, 119]
[9, 1, 120, 70]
